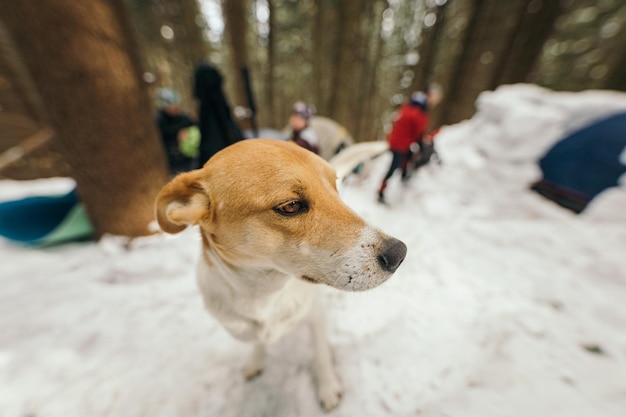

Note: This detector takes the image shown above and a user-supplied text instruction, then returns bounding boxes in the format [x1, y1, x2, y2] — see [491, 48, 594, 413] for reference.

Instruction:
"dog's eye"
[274, 200, 306, 216]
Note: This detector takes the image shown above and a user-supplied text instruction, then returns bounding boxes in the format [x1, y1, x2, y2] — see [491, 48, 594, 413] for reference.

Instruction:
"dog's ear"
[155, 171, 209, 234]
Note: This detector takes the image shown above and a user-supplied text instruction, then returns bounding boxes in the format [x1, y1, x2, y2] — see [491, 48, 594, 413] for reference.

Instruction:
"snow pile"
[1, 85, 625, 417]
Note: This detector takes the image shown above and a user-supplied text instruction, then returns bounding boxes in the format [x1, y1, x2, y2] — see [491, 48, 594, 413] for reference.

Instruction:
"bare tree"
[222, 0, 250, 111]
[328, 0, 369, 137]
[491, 0, 562, 88]
[0, 22, 48, 125]
[1, 0, 169, 237]
[178, 0, 211, 67]
[265, 0, 277, 128]
[604, 32, 626, 91]
[313, 0, 340, 118]
[126, 0, 210, 117]
[438, 0, 501, 125]
[355, 0, 386, 141]
[436, 0, 563, 125]
[410, 1, 450, 94]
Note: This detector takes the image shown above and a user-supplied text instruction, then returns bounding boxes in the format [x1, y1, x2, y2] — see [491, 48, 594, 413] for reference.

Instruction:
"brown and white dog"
[155, 139, 406, 411]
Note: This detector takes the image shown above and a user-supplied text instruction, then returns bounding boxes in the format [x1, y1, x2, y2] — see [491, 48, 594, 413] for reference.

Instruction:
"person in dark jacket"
[156, 88, 196, 175]
[193, 62, 244, 167]
[377, 83, 442, 204]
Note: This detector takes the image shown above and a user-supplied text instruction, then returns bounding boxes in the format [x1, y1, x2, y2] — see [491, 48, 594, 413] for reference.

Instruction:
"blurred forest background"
[0, 0, 625, 236]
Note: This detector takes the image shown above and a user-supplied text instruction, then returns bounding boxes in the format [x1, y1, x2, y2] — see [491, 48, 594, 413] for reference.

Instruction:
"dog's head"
[155, 139, 406, 291]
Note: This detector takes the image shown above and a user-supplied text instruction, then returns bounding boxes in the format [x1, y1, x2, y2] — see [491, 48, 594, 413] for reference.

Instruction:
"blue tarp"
[532, 111, 626, 213]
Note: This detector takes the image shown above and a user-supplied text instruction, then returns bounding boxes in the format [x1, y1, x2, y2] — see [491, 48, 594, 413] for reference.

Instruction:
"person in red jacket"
[377, 83, 442, 204]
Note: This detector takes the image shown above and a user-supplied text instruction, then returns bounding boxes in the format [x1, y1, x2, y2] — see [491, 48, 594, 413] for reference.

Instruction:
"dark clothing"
[378, 150, 413, 196]
[412, 142, 435, 171]
[290, 128, 319, 154]
[156, 110, 195, 174]
[193, 63, 244, 166]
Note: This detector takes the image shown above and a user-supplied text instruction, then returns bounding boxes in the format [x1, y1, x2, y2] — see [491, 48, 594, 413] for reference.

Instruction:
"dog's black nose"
[377, 238, 407, 273]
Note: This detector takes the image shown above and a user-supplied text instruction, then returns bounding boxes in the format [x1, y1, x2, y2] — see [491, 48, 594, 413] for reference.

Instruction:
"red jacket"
[387, 103, 429, 152]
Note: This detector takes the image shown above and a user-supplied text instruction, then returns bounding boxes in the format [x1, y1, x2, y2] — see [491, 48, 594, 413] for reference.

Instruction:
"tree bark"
[263, 0, 276, 128]
[439, 0, 515, 125]
[491, 0, 562, 88]
[328, 0, 368, 138]
[178, 0, 211, 67]
[313, 0, 340, 118]
[0, 21, 48, 125]
[222, 0, 249, 114]
[410, 2, 449, 94]
[354, 0, 385, 142]
[604, 27, 626, 91]
[1, 0, 169, 238]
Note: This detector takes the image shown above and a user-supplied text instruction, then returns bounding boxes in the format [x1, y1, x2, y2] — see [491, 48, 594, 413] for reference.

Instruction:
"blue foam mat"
[0, 188, 93, 246]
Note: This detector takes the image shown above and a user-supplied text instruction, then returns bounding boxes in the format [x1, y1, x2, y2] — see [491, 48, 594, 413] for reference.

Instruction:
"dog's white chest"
[196, 261, 316, 343]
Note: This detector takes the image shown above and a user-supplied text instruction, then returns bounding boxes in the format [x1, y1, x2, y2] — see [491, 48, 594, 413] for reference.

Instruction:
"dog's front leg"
[309, 308, 343, 411]
[243, 342, 266, 379]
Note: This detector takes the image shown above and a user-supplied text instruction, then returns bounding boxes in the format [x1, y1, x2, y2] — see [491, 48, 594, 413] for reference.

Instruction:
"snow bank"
[1, 85, 625, 417]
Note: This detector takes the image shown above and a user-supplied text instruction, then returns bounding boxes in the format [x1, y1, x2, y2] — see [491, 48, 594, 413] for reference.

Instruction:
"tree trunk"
[1, 0, 169, 238]
[222, 0, 249, 114]
[354, 0, 385, 142]
[0, 21, 48, 125]
[265, 0, 277, 128]
[313, 0, 340, 118]
[178, 0, 211, 67]
[604, 26, 626, 91]
[126, 0, 208, 119]
[329, 0, 368, 138]
[439, 0, 509, 125]
[410, 2, 449, 94]
[491, 0, 562, 88]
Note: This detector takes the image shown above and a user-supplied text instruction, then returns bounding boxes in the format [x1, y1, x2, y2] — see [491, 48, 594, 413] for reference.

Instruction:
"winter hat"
[158, 88, 181, 107]
[410, 91, 427, 107]
[292, 101, 315, 120]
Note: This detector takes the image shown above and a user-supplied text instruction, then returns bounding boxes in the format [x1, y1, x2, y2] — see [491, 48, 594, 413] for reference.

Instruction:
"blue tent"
[531, 111, 626, 213]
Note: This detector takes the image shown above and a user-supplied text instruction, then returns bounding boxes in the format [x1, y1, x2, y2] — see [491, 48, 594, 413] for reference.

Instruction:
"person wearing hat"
[289, 101, 319, 154]
[377, 83, 443, 204]
[156, 88, 197, 175]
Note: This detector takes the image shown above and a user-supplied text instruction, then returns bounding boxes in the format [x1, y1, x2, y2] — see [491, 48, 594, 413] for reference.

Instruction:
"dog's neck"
[197, 244, 317, 344]
[200, 244, 297, 296]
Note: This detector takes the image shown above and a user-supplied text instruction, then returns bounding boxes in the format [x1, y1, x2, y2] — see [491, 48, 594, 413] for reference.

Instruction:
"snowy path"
[1, 85, 626, 417]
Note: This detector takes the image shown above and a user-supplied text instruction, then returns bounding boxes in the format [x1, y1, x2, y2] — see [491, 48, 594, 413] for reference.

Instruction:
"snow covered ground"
[1, 84, 626, 417]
